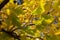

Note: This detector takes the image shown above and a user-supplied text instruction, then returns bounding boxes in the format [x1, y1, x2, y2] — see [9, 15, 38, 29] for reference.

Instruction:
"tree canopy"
[0, 0, 60, 40]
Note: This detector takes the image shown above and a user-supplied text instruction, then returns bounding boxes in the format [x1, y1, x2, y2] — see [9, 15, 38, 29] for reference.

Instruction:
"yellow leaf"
[55, 30, 60, 35]
[10, 0, 14, 3]
[45, 18, 54, 24]
[40, 0, 46, 13]
[35, 30, 40, 37]
[6, 9, 11, 15]
[33, 18, 44, 25]
[25, 19, 29, 22]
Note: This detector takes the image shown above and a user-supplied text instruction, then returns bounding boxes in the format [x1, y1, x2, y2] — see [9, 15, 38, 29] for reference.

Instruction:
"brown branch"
[0, 0, 9, 10]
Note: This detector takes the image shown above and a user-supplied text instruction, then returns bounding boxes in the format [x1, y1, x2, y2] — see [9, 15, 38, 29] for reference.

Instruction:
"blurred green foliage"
[0, 0, 60, 40]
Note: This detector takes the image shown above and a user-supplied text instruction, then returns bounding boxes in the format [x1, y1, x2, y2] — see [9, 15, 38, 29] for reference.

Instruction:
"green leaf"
[12, 8, 23, 15]
[32, 6, 43, 15]
[26, 29, 36, 35]
[46, 35, 59, 40]
[5, 19, 11, 26]
[10, 7, 24, 15]
[0, 32, 13, 40]
[10, 14, 21, 28]
[41, 20, 47, 26]
[36, 25, 45, 31]
[42, 15, 52, 19]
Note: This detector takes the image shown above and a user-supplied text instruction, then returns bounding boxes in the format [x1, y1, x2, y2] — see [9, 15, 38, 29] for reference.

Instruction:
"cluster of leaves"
[0, 0, 60, 40]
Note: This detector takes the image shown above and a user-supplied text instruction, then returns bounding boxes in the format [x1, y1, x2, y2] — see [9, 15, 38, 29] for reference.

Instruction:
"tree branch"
[0, 0, 9, 10]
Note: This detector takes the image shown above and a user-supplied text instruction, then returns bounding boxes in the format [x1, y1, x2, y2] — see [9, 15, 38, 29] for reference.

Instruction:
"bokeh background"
[0, 0, 60, 40]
